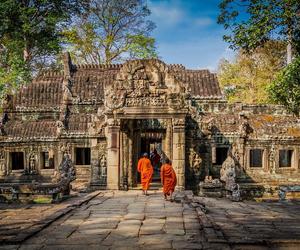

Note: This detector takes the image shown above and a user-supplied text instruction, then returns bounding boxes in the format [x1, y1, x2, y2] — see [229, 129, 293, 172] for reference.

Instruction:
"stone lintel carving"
[105, 59, 188, 111]
[172, 118, 185, 127]
[107, 118, 121, 127]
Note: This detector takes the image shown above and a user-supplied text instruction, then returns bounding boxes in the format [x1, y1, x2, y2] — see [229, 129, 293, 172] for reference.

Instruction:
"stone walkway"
[196, 197, 300, 249]
[0, 191, 300, 249]
[0, 191, 101, 244]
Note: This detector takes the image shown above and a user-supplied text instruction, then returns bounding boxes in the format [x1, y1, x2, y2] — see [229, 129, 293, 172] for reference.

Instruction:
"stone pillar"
[164, 119, 172, 161]
[172, 118, 186, 191]
[128, 121, 134, 187]
[90, 139, 100, 185]
[106, 119, 120, 189]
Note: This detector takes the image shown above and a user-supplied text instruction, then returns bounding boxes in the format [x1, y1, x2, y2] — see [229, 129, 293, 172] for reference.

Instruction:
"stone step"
[132, 182, 162, 190]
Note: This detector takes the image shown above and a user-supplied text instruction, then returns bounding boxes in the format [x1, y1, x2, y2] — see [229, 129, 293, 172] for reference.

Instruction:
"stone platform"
[0, 191, 299, 249]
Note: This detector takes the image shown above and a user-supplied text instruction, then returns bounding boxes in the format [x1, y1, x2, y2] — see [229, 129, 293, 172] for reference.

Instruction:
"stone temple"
[0, 53, 299, 199]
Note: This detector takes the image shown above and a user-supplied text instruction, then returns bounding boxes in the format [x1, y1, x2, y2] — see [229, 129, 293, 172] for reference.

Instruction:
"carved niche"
[26, 147, 38, 174]
[91, 143, 107, 185]
[104, 59, 188, 110]
[189, 148, 202, 176]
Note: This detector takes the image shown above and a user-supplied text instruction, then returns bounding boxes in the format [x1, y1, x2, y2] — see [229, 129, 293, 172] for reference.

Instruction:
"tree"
[218, 0, 300, 63]
[0, 0, 83, 96]
[62, 0, 157, 64]
[218, 41, 286, 103]
[267, 56, 300, 116]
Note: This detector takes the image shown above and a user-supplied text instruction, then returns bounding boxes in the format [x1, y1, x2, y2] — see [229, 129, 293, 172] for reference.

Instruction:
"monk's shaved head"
[143, 152, 148, 157]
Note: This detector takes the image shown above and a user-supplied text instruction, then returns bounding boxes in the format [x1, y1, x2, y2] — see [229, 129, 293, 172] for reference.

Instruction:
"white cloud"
[194, 17, 214, 27]
[149, 1, 185, 26]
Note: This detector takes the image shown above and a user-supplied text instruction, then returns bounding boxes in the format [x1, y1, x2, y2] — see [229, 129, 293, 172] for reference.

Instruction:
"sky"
[148, 0, 235, 71]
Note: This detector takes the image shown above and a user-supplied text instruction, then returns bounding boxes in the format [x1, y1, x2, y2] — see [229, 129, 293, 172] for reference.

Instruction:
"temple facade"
[0, 53, 299, 197]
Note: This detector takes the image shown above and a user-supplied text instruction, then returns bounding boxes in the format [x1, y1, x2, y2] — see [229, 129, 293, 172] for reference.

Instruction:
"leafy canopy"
[62, 0, 157, 64]
[0, 0, 84, 96]
[267, 56, 300, 116]
[218, 41, 286, 103]
[218, 0, 300, 54]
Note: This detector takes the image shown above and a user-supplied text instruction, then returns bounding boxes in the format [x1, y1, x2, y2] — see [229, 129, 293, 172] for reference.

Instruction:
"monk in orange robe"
[160, 159, 177, 201]
[137, 153, 153, 195]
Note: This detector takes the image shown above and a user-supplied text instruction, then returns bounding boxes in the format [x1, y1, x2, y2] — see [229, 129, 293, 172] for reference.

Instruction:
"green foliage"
[267, 56, 300, 116]
[63, 0, 157, 64]
[0, 0, 83, 96]
[218, 0, 300, 54]
[218, 41, 286, 103]
[127, 34, 157, 59]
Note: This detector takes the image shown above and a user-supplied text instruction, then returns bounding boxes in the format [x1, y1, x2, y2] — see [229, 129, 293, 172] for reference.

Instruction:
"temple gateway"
[0, 53, 299, 198]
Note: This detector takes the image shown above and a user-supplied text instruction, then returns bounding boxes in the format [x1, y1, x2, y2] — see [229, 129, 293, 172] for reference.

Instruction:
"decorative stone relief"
[239, 114, 251, 138]
[172, 118, 185, 127]
[269, 145, 276, 174]
[60, 143, 71, 156]
[52, 153, 76, 194]
[88, 115, 106, 136]
[99, 154, 107, 177]
[56, 120, 66, 136]
[189, 148, 202, 176]
[104, 59, 188, 111]
[0, 149, 6, 177]
[220, 150, 241, 201]
[26, 147, 38, 174]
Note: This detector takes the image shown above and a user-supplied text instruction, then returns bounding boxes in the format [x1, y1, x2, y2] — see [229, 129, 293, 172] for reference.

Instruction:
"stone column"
[172, 117, 186, 191]
[106, 119, 120, 189]
[164, 119, 172, 161]
[90, 139, 100, 186]
[128, 120, 133, 187]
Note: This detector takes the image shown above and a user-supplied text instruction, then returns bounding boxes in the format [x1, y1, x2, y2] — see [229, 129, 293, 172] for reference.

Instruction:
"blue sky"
[148, 0, 235, 71]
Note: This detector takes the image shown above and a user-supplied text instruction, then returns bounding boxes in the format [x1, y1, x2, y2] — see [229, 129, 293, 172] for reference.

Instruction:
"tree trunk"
[287, 38, 292, 64]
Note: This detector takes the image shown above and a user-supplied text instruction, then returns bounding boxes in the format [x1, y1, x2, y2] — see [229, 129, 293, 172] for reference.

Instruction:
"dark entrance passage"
[140, 137, 162, 182]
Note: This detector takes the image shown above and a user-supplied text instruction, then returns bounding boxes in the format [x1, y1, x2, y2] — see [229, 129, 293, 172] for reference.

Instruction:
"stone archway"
[104, 59, 188, 190]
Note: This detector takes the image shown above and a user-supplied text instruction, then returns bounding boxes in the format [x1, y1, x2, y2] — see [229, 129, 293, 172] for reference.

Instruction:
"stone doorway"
[124, 120, 167, 188]
[106, 117, 186, 191]
[140, 135, 163, 183]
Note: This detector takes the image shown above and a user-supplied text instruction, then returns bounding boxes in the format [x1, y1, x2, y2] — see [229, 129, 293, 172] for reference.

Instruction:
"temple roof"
[10, 58, 222, 112]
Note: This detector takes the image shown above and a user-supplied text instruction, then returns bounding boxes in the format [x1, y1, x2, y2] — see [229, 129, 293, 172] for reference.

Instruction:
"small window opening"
[42, 152, 54, 169]
[11, 152, 24, 170]
[215, 147, 228, 165]
[279, 150, 293, 168]
[250, 149, 263, 168]
[76, 148, 91, 165]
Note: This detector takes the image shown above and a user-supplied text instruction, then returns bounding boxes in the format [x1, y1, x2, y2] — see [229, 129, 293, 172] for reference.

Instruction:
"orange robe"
[160, 163, 177, 195]
[137, 158, 153, 191]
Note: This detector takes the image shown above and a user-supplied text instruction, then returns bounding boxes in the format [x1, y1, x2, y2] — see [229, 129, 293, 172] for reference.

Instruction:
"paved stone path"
[196, 197, 300, 249]
[0, 191, 101, 244]
[0, 191, 300, 249]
